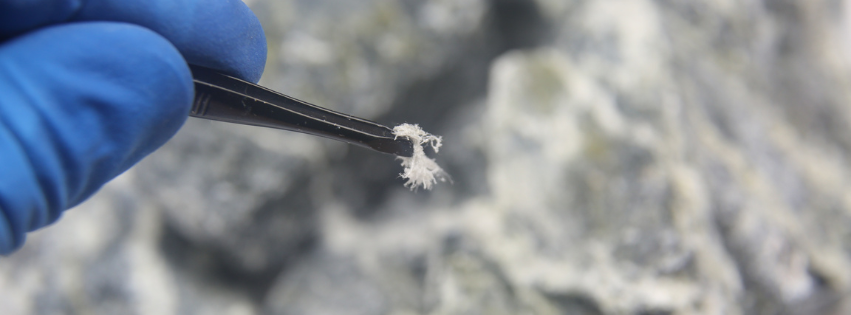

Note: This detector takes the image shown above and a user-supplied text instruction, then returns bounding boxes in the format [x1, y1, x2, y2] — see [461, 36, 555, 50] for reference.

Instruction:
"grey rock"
[264, 252, 388, 315]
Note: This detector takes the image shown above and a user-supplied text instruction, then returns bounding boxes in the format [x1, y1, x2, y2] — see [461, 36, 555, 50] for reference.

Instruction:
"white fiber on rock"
[392, 123, 449, 190]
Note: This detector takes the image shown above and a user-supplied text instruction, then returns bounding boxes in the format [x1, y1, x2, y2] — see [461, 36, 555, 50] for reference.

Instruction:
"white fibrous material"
[392, 123, 449, 190]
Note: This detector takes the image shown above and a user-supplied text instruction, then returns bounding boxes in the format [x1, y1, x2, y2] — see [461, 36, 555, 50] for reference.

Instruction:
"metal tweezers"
[188, 65, 414, 157]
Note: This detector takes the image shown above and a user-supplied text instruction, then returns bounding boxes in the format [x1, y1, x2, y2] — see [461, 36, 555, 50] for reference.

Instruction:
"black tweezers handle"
[189, 65, 413, 157]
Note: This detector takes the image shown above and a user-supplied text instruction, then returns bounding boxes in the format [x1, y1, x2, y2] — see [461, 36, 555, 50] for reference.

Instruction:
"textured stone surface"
[4, 0, 851, 314]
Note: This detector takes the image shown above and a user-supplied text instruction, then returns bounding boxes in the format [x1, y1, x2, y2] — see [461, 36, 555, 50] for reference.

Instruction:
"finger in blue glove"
[0, 0, 268, 254]
[0, 0, 266, 83]
[0, 22, 193, 254]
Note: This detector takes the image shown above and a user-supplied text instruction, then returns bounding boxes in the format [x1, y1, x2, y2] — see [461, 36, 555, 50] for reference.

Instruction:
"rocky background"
[3, 0, 851, 314]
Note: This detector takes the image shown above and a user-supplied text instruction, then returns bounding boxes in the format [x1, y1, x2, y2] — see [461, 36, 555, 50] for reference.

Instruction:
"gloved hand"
[0, 0, 266, 254]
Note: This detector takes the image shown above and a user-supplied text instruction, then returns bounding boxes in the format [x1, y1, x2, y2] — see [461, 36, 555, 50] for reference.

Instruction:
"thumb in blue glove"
[0, 0, 267, 254]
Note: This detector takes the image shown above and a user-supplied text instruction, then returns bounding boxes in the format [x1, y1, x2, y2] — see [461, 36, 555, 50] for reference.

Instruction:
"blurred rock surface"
[4, 0, 851, 314]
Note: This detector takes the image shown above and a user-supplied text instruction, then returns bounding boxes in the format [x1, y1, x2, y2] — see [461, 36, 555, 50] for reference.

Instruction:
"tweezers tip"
[370, 137, 415, 157]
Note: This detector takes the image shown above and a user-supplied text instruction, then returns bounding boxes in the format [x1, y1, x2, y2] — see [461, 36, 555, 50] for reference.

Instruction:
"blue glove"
[0, 0, 267, 254]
